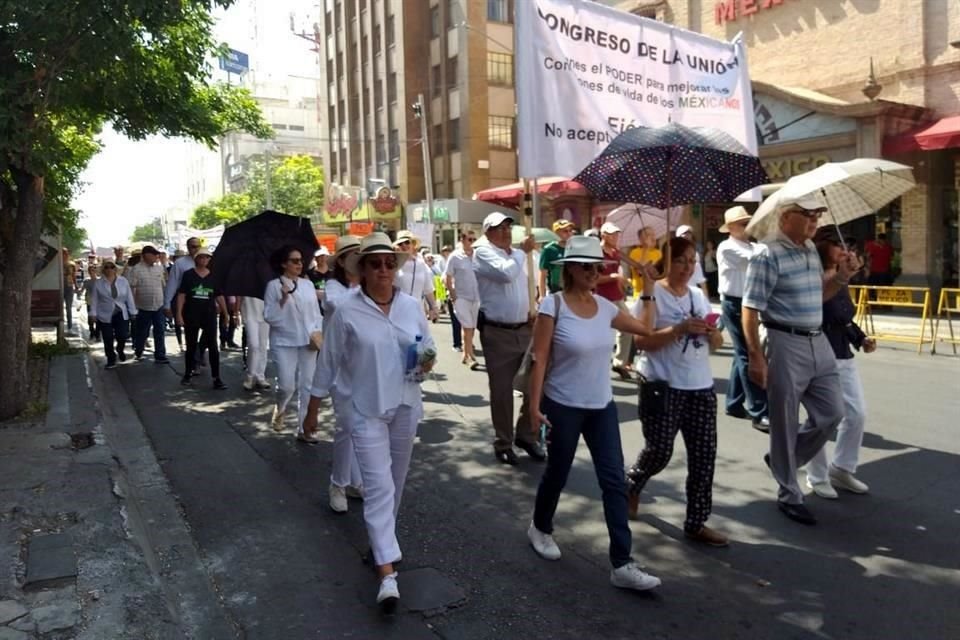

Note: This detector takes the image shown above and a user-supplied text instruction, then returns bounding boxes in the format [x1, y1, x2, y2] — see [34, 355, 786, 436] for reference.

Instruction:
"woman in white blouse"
[526, 235, 661, 592]
[393, 230, 438, 321]
[627, 236, 727, 547]
[263, 245, 324, 443]
[89, 260, 138, 369]
[304, 235, 365, 514]
[309, 232, 436, 614]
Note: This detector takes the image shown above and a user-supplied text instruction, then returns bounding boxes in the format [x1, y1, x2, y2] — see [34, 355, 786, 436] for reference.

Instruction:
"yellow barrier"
[859, 286, 934, 355]
[848, 285, 868, 326]
[931, 287, 960, 356]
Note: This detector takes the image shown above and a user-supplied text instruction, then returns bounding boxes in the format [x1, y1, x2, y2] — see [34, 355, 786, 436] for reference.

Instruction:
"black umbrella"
[211, 210, 319, 299]
[574, 122, 769, 209]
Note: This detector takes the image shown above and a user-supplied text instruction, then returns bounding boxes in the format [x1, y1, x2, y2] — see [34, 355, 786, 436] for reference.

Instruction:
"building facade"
[614, 0, 960, 286]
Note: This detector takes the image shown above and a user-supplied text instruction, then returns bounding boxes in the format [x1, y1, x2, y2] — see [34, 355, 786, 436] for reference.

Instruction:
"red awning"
[473, 176, 588, 207]
[883, 116, 960, 155]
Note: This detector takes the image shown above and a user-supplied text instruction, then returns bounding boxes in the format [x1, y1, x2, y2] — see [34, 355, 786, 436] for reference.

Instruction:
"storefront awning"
[473, 176, 588, 208]
[883, 116, 960, 155]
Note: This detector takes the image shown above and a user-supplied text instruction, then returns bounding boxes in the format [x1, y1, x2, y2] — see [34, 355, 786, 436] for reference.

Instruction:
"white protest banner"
[516, 0, 758, 179]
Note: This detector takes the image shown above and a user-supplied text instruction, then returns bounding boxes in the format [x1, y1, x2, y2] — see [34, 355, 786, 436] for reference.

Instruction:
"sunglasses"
[287, 257, 303, 264]
[793, 208, 826, 220]
[103, 265, 116, 270]
[573, 262, 602, 273]
[365, 257, 398, 270]
[464, 237, 476, 242]
[397, 240, 411, 246]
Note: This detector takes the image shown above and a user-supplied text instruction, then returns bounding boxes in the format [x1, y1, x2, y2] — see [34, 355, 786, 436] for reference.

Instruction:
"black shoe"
[134, 353, 144, 361]
[514, 439, 546, 461]
[725, 406, 749, 419]
[155, 357, 170, 364]
[117, 351, 127, 362]
[213, 379, 227, 390]
[227, 342, 240, 349]
[778, 502, 817, 525]
[495, 449, 520, 466]
[105, 362, 117, 370]
[752, 417, 770, 433]
[180, 375, 192, 386]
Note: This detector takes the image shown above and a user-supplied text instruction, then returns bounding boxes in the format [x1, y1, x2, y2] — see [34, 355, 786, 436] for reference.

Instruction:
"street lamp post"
[412, 94, 435, 225]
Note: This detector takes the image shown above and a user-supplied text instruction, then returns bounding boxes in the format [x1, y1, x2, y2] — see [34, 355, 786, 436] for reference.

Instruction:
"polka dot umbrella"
[573, 122, 769, 271]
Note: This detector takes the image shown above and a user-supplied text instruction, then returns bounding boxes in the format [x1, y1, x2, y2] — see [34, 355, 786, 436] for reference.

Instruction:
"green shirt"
[539, 242, 565, 293]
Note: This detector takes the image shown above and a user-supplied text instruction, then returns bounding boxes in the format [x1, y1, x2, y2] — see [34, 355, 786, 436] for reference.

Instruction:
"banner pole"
[522, 178, 536, 312]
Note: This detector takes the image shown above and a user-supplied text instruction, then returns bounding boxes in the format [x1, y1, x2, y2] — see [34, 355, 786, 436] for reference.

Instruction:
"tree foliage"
[130, 217, 166, 244]
[189, 155, 324, 229]
[0, 0, 270, 419]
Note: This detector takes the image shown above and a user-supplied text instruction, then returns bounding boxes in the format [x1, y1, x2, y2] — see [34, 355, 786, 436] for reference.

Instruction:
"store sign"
[715, 0, 789, 25]
[762, 155, 831, 180]
[516, 0, 757, 178]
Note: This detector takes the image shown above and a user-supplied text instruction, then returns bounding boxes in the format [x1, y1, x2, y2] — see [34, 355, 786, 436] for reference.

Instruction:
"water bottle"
[405, 335, 423, 382]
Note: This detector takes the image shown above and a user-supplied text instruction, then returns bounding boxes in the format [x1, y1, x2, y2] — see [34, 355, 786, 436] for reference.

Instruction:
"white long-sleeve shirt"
[473, 243, 530, 324]
[321, 279, 359, 318]
[163, 255, 195, 310]
[717, 237, 755, 298]
[263, 276, 323, 347]
[395, 254, 435, 302]
[89, 276, 138, 323]
[312, 288, 434, 418]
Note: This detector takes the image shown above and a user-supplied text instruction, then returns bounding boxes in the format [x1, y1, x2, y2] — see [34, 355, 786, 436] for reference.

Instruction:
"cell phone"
[705, 312, 721, 328]
[539, 422, 549, 448]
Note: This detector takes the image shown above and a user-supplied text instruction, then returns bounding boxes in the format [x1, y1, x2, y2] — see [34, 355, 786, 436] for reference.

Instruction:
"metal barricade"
[931, 287, 960, 356]
[860, 286, 934, 355]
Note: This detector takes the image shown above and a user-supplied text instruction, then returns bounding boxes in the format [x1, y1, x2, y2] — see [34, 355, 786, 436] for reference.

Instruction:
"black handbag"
[638, 375, 670, 421]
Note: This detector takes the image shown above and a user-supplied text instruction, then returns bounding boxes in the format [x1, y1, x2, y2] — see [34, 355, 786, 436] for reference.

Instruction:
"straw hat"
[345, 232, 409, 275]
[332, 235, 361, 262]
[550, 235, 617, 264]
[393, 229, 417, 247]
[718, 206, 752, 233]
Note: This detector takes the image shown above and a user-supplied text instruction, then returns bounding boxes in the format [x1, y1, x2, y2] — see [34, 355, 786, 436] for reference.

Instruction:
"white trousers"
[351, 403, 420, 566]
[272, 345, 318, 435]
[807, 358, 867, 482]
[242, 297, 270, 383]
[331, 389, 363, 489]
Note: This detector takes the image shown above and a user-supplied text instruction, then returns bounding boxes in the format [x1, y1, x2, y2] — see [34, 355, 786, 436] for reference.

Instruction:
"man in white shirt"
[126, 245, 169, 363]
[474, 212, 543, 466]
[394, 230, 439, 321]
[444, 230, 480, 366]
[163, 237, 200, 316]
[717, 206, 768, 431]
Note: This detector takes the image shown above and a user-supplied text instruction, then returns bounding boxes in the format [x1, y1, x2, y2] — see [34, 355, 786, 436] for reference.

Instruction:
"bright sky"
[73, 0, 316, 247]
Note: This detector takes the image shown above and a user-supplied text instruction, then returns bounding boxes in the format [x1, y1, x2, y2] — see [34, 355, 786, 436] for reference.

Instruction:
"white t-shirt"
[539, 292, 619, 409]
[395, 255, 435, 301]
[443, 249, 479, 301]
[633, 281, 713, 390]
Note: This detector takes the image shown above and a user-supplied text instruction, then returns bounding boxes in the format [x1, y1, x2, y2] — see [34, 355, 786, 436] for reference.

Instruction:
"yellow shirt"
[628, 246, 662, 295]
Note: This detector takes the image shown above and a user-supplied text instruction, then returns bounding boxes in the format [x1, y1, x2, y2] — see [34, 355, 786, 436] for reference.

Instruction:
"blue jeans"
[533, 396, 632, 568]
[134, 308, 167, 359]
[721, 297, 767, 420]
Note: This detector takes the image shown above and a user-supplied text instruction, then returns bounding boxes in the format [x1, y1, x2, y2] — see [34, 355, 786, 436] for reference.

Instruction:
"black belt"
[764, 321, 822, 337]
[484, 319, 528, 330]
[721, 295, 742, 302]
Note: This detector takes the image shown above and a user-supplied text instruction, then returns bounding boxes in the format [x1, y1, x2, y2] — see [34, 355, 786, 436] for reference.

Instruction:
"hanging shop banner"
[516, 0, 758, 178]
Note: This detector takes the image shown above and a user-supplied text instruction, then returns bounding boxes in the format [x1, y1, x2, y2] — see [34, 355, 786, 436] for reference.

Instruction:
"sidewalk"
[0, 330, 230, 639]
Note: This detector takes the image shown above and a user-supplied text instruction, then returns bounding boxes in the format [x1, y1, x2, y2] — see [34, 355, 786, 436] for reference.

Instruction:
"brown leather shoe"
[627, 491, 640, 520]
[685, 525, 729, 547]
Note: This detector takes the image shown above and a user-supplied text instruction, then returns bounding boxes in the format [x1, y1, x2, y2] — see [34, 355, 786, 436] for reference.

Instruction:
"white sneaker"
[329, 484, 348, 513]
[376, 573, 399, 613]
[270, 408, 285, 432]
[829, 467, 869, 494]
[527, 522, 561, 560]
[242, 376, 255, 391]
[610, 562, 661, 591]
[806, 478, 839, 500]
[344, 485, 364, 500]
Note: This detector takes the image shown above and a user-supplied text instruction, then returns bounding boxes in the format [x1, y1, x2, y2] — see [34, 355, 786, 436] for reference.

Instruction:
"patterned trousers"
[628, 388, 717, 534]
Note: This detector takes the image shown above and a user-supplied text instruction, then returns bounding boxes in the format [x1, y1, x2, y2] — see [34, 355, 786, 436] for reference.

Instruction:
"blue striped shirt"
[743, 233, 823, 328]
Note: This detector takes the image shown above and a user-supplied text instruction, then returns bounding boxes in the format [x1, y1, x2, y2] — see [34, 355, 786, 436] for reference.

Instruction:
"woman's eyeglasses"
[793, 208, 826, 220]
[287, 257, 303, 264]
[574, 263, 602, 273]
[365, 257, 398, 270]
[102, 265, 116, 270]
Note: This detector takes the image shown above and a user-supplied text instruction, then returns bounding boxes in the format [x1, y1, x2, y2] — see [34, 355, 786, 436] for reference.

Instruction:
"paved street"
[101, 314, 959, 640]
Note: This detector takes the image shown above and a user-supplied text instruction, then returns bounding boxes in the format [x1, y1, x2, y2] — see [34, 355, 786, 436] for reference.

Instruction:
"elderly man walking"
[474, 212, 543, 466]
[742, 195, 854, 525]
[127, 245, 169, 363]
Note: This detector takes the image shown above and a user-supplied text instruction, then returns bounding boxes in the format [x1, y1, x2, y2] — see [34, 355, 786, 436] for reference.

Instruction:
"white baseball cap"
[314, 246, 331, 257]
[482, 212, 514, 233]
[675, 224, 694, 238]
[600, 221, 621, 235]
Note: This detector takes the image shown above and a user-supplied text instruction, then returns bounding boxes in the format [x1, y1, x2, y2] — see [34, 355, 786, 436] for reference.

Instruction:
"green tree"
[246, 155, 325, 218]
[190, 191, 253, 229]
[130, 217, 165, 244]
[0, 0, 270, 419]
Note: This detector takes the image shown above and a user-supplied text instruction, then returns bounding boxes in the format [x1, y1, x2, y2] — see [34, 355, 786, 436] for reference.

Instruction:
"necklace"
[366, 287, 395, 306]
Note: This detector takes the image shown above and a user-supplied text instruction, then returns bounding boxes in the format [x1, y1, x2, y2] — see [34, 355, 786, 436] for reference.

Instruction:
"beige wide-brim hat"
[393, 229, 417, 247]
[332, 235, 362, 262]
[719, 206, 752, 233]
[550, 235, 618, 264]
[345, 232, 410, 275]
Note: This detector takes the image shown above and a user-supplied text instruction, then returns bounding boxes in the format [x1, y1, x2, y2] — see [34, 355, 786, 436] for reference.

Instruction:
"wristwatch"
[639, 295, 656, 301]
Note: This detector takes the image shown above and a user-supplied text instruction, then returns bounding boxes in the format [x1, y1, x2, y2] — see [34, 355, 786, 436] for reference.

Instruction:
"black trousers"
[184, 316, 220, 379]
[98, 309, 128, 364]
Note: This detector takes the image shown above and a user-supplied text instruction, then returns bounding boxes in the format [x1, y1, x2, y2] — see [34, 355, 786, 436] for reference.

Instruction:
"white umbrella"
[746, 158, 915, 244]
[606, 203, 684, 249]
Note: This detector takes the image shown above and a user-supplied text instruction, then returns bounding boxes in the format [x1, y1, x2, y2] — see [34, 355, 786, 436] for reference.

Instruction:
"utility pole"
[265, 146, 273, 209]
[412, 94, 435, 224]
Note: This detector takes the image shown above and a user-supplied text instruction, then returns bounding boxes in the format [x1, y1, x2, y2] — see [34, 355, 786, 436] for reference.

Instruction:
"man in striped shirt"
[742, 195, 855, 526]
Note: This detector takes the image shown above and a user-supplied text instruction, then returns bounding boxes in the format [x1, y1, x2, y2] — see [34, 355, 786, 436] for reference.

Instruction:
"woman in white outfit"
[393, 230, 439, 321]
[263, 245, 324, 443]
[310, 232, 436, 614]
[304, 235, 365, 513]
[240, 295, 271, 391]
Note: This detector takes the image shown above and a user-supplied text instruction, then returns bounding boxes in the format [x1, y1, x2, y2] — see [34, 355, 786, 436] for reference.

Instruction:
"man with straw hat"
[717, 206, 769, 432]
[741, 194, 856, 526]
